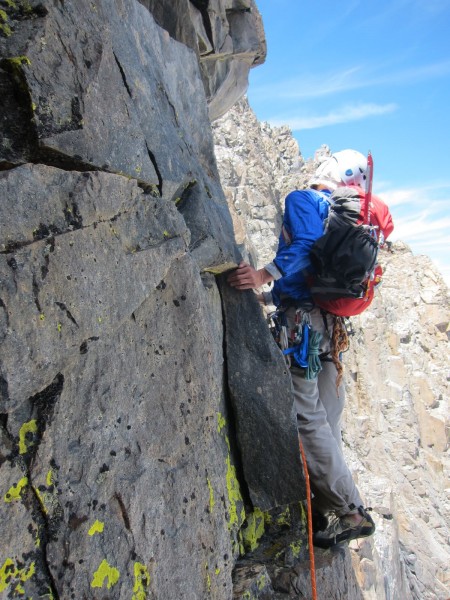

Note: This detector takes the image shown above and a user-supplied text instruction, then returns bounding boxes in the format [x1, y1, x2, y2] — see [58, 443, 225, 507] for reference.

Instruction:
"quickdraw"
[269, 309, 323, 379]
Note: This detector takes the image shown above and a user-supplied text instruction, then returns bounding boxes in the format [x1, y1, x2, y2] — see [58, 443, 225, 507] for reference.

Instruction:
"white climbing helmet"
[309, 149, 368, 190]
[333, 149, 368, 187]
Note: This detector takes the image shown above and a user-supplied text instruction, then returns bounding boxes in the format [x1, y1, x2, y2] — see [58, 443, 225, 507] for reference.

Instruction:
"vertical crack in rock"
[114, 492, 131, 531]
[113, 52, 133, 99]
[32, 274, 42, 313]
[215, 278, 252, 510]
[0, 375, 10, 408]
[171, 179, 198, 212]
[29, 374, 65, 596]
[0, 409, 12, 463]
[20, 374, 64, 468]
[0, 411, 8, 430]
[3, 374, 65, 598]
[159, 84, 180, 128]
[190, 0, 214, 48]
[28, 484, 61, 600]
[54, 302, 79, 328]
[144, 142, 163, 195]
[0, 296, 9, 331]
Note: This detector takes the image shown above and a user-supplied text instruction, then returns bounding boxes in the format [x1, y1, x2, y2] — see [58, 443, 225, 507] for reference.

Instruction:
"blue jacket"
[271, 188, 331, 306]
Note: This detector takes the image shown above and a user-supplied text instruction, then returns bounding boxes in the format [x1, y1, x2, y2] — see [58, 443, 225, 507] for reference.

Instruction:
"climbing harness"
[299, 435, 318, 600]
[269, 308, 323, 379]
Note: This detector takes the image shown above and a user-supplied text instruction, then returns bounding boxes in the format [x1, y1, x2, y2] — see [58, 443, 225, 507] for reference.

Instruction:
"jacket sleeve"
[371, 193, 394, 239]
[273, 191, 325, 277]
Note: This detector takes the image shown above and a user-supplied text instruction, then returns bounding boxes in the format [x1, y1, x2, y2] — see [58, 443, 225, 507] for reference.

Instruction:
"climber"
[228, 150, 391, 549]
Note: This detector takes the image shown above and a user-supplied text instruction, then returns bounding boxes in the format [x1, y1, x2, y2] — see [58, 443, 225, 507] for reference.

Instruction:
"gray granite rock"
[0, 2, 307, 598]
[137, 0, 266, 120]
[0, 165, 189, 410]
[0, 0, 216, 197]
[219, 280, 305, 510]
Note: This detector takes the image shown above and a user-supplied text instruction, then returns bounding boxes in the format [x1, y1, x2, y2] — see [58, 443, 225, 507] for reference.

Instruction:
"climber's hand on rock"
[227, 261, 273, 290]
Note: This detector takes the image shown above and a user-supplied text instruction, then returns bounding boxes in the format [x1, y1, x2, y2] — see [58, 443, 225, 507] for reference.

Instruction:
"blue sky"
[248, 0, 450, 285]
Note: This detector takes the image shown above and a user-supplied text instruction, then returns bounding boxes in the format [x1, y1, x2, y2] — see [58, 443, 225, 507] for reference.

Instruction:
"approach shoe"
[313, 506, 375, 549]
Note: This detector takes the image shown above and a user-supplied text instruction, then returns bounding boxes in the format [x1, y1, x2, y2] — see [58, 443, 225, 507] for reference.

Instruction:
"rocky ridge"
[213, 98, 450, 599]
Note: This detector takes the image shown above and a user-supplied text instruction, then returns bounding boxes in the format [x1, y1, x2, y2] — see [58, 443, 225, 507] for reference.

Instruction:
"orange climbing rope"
[299, 436, 318, 600]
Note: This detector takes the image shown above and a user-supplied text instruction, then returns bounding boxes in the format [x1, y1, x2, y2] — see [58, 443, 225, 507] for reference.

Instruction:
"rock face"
[213, 98, 450, 599]
[0, 3, 301, 599]
[138, 0, 266, 121]
[345, 243, 450, 600]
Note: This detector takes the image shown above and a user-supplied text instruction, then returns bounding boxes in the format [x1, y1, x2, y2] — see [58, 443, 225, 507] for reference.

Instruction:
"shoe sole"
[313, 523, 375, 549]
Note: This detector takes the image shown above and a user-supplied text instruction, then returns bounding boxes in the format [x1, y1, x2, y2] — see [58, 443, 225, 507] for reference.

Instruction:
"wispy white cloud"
[269, 103, 398, 131]
[253, 67, 363, 101]
[378, 184, 450, 285]
[251, 60, 450, 101]
[391, 215, 450, 242]
[377, 183, 450, 207]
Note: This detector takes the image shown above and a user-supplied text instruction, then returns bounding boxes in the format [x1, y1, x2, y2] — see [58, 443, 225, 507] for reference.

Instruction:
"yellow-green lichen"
[0, 559, 15, 592]
[0, 559, 35, 593]
[263, 511, 273, 526]
[132, 562, 150, 600]
[0, 9, 8, 21]
[241, 508, 265, 552]
[18, 419, 37, 454]
[289, 540, 302, 559]
[0, 22, 11, 36]
[257, 572, 267, 590]
[225, 455, 245, 530]
[46, 468, 56, 487]
[203, 261, 239, 275]
[298, 500, 307, 521]
[206, 478, 215, 513]
[217, 412, 226, 434]
[91, 559, 120, 589]
[276, 506, 291, 527]
[4, 477, 28, 502]
[39, 313, 45, 321]
[33, 486, 48, 515]
[88, 519, 104, 536]
[205, 564, 211, 593]
[215, 567, 220, 575]
[33, 466, 61, 517]
[4, 55, 31, 67]
[19, 0, 33, 13]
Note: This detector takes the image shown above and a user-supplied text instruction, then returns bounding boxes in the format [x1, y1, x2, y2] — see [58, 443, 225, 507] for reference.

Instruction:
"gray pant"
[286, 307, 363, 516]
